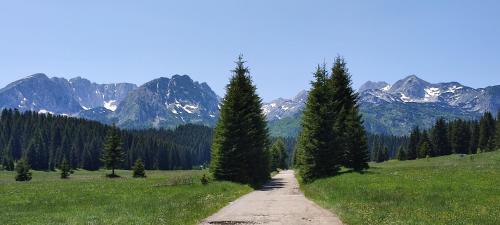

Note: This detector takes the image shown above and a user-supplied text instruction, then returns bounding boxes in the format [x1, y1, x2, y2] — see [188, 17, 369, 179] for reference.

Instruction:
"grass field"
[0, 169, 252, 225]
[302, 151, 500, 225]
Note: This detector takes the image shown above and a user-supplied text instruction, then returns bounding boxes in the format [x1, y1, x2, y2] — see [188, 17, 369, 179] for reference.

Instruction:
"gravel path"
[199, 170, 343, 225]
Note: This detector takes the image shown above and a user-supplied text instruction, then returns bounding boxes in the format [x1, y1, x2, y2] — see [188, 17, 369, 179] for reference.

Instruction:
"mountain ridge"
[1, 73, 498, 136]
[264, 75, 500, 136]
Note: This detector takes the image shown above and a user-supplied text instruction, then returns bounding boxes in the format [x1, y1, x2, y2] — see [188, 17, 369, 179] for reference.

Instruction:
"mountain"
[0, 73, 137, 115]
[358, 81, 389, 92]
[264, 75, 500, 136]
[0, 74, 219, 129]
[2, 73, 498, 136]
[67, 77, 137, 111]
[113, 75, 220, 129]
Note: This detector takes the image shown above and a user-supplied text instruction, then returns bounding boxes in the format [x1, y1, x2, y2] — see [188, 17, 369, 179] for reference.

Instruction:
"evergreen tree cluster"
[270, 138, 288, 171]
[0, 109, 213, 171]
[294, 57, 369, 182]
[395, 111, 500, 161]
[367, 133, 408, 162]
[210, 56, 271, 186]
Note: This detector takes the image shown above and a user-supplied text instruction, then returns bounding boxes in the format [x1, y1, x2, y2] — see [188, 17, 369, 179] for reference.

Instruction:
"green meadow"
[0, 170, 252, 225]
[301, 151, 500, 225]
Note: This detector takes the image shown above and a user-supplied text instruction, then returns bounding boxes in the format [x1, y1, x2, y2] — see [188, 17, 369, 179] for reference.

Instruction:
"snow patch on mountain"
[103, 100, 117, 111]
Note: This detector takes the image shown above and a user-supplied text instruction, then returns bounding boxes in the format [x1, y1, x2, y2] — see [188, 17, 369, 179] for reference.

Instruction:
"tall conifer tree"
[343, 107, 369, 171]
[101, 125, 125, 177]
[210, 56, 270, 186]
[270, 138, 287, 171]
[431, 118, 450, 156]
[495, 111, 500, 150]
[407, 126, 420, 160]
[295, 65, 339, 182]
[329, 57, 369, 170]
[479, 112, 495, 151]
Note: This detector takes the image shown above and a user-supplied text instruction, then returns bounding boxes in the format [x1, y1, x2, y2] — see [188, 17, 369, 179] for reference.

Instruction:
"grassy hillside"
[0, 170, 251, 225]
[301, 151, 500, 225]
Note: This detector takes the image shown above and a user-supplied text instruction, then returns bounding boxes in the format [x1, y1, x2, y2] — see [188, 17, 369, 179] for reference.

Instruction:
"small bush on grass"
[132, 159, 146, 178]
[15, 158, 32, 182]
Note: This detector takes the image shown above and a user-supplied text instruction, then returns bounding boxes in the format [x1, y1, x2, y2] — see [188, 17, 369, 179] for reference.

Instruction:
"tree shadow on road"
[257, 177, 286, 191]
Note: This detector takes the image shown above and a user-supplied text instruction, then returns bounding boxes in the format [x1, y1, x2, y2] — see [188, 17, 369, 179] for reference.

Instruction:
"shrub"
[15, 158, 32, 182]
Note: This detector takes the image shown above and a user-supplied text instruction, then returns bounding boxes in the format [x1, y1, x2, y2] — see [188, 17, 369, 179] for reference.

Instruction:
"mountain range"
[1, 74, 498, 136]
[265, 75, 500, 136]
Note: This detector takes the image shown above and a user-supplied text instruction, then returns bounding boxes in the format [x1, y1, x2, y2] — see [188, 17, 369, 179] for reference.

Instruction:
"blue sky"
[1, 1, 499, 101]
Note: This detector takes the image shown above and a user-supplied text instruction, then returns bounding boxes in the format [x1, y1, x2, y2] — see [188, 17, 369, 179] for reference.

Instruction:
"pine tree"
[396, 146, 406, 160]
[407, 126, 420, 160]
[479, 112, 495, 151]
[132, 159, 146, 178]
[375, 145, 389, 163]
[330, 57, 369, 171]
[469, 123, 480, 154]
[431, 118, 450, 156]
[330, 57, 357, 167]
[210, 56, 270, 186]
[25, 130, 49, 170]
[60, 157, 70, 179]
[344, 107, 369, 171]
[418, 130, 431, 158]
[295, 65, 340, 182]
[101, 125, 125, 177]
[15, 158, 32, 181]
[270, 138, 287, 171]
[495, 111, 500, 151]
[2, 139, 15, 171]
[450, 120, 471, 154]
[277, 139, 288, 170]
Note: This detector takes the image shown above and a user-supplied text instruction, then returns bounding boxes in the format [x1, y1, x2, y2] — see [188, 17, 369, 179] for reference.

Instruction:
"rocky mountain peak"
[359, 81, 389, 92]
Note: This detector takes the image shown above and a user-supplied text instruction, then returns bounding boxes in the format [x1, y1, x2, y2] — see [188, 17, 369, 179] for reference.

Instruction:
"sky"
[1, 1, 499, 101]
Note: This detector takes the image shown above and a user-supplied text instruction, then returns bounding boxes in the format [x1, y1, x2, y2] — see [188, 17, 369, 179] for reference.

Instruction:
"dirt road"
[199, 170, 343, 225]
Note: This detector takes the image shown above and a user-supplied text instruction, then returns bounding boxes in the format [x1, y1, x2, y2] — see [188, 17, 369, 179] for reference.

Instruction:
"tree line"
[371, 111, 500, 162]
[0, 109, 213, 171]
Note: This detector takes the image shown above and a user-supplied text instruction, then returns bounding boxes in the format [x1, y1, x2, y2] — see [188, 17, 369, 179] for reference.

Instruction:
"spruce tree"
[15, 158, 32, 181]
[2, 140, 15, 171]
[375, 145, 388, 163]
[396, 146, 406, 160]
[418, 130, 431, 158]
[344, 107, 369, 171]
[25, 130, 49, 170]
[270, 138, 287, 171]
[330, 57, 369, 171]
[431, 118, 450, 156]
[210, 56, 270, 186]
[407, 126, 420, 160]
[495, 111, 500, 151]
[295, 65, 339, 182]
[479, 112, 495, 151]
[60, 157, 70, 179]
[132, 159, 146, 178]
[277, 139, 288, 170]
[469, 123, 480, 154]
[101, 125, 125, 177]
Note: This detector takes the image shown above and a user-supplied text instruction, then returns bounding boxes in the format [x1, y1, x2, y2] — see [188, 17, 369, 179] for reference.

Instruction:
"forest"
[1, 107, 499, 172]
[0, 109, 212, 171]
[372, 111, 500, 162]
